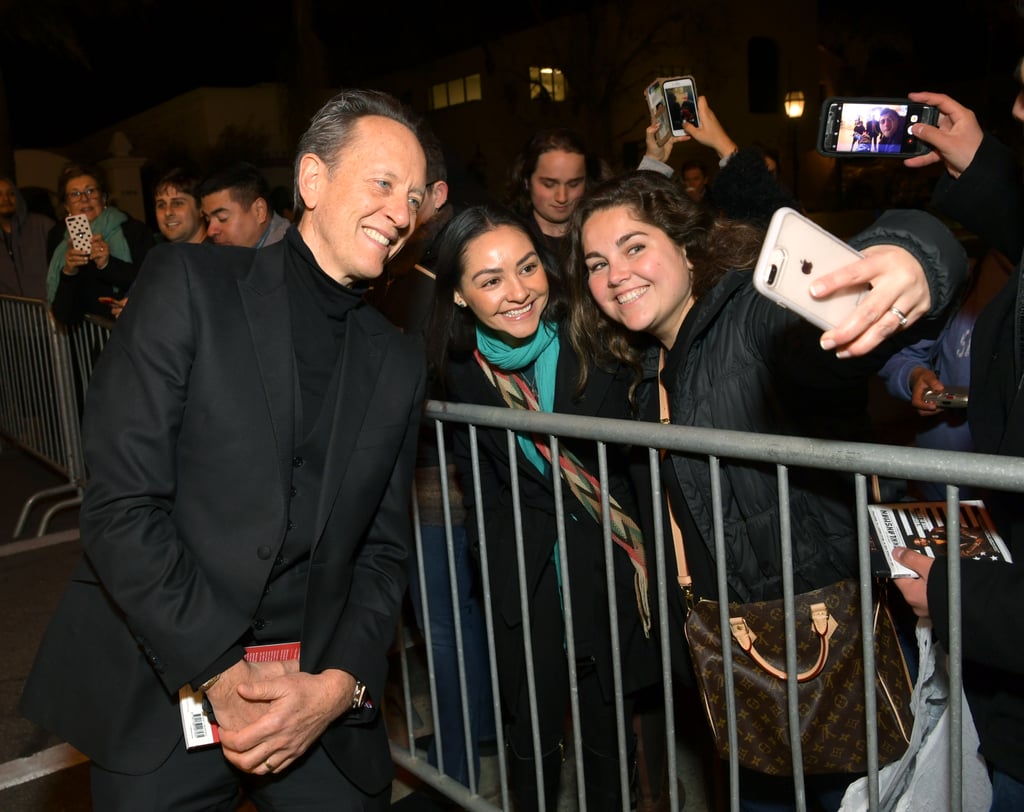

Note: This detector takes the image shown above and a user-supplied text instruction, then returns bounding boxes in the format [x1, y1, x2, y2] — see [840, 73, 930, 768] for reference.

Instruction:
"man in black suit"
[20, 89, 428, 810]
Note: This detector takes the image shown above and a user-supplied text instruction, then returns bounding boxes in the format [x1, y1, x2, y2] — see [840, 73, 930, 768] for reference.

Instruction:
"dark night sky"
[2, 2, 1021, 149]
[0, 0, 567, 148]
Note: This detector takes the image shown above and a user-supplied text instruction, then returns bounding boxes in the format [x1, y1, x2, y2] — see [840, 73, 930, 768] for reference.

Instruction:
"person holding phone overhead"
[886, 69, 1024, 809]
[564, 169, 967, 810]
[46, 162, 154, 325]
[426, 204, 663, 812]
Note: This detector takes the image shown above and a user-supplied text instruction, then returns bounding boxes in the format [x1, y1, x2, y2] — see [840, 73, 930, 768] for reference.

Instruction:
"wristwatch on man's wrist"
[351, 679, 368, 710]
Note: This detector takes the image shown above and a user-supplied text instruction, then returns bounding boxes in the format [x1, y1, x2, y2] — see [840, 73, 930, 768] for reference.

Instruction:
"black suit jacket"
[20, 239, 426, 792]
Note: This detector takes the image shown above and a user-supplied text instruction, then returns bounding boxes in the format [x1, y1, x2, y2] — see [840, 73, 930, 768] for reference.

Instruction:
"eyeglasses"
[66, 187, 100, 202]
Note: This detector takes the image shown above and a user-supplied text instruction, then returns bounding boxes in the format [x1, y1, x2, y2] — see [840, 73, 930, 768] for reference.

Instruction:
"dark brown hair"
[504, 128, 605, 220]
[564, 170, 765, 374]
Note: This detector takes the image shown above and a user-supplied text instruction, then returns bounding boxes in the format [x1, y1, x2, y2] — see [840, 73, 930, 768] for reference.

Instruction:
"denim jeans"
[990, 768, 1024, 811]
[736, 768, 851, 812]
[408, 523, 495, 785]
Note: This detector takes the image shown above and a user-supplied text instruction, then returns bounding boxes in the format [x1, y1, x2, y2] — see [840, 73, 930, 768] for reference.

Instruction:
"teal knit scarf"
[475, 320, 560, 472]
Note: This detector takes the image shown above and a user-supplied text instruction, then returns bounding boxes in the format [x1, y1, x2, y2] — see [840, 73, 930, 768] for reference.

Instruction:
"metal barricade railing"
[3, 290, 1017, 808]
[387, 399, 1024, 812]
[0, 294, 113, 537]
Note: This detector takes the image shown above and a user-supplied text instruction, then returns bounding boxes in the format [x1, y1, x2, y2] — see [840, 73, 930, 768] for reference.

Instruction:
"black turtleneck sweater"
[283, 228, 369, 438]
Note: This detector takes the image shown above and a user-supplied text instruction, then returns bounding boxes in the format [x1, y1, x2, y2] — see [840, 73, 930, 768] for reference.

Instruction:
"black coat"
[20, 239, 425, 792]
[648, 209, 968, 605]
[445, 332, 661, 709]
[926, 133, 1024, 783]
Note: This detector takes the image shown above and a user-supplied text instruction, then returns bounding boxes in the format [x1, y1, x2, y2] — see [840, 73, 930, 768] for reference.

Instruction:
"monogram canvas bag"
[658, 353, 913, 776]
[682, 580, 914, 776]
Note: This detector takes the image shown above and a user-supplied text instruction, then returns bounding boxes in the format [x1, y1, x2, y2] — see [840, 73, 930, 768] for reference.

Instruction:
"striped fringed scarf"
[474, 349, 651, 637]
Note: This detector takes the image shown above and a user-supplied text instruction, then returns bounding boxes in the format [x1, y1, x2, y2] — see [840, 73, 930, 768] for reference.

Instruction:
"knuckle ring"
[265, 759, 275, 772]
[889, 306, 909, 328]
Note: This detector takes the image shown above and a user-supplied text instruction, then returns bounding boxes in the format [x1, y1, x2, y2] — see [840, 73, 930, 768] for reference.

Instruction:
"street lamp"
[784, 91, 805, 198]
[784, 90, 805, 119]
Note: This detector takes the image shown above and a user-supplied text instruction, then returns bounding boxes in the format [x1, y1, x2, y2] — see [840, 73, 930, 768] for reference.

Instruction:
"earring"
[455, 299, 467, 308]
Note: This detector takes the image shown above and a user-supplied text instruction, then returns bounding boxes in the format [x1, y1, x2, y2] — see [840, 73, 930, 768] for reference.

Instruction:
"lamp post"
[784, 91, 805, 199]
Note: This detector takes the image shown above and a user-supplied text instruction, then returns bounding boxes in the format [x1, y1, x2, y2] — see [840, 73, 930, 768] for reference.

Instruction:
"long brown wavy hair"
[564, 170, 766, 384]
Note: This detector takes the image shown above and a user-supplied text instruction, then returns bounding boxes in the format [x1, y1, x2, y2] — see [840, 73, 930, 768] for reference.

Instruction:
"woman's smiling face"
[582, 205, 695, 349]
[454, 224, 550, 347]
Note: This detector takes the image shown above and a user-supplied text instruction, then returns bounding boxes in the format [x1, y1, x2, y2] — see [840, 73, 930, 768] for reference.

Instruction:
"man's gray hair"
[292, 89, 421, 222]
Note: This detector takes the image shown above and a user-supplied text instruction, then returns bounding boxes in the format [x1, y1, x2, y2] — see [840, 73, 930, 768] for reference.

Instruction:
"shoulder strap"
[659, 350, 693, 596]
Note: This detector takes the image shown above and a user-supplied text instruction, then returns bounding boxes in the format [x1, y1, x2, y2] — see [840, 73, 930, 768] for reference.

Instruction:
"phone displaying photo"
[753, 207, 869, 331]
[817, 97, 938, 158]
[645, 79, 672, 147]
[662, 76, 700, 136]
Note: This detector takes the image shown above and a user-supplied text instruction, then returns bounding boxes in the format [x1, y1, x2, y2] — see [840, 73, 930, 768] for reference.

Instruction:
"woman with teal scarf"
[426, 204, 661, 812]
[46, 162, 155, 326]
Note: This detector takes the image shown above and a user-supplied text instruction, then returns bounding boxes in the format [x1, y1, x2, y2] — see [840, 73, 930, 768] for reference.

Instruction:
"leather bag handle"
[728, 602, 838, 683]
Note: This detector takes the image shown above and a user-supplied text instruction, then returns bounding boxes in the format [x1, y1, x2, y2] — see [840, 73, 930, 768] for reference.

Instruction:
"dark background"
[2, 1, 1023, 150]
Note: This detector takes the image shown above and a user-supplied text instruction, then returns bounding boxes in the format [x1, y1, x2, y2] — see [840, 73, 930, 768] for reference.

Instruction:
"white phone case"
[66, 214, 92, 253]
[752, 207, 868, 331]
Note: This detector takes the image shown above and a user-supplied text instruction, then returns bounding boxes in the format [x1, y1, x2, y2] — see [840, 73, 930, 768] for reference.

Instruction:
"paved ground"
[0, 442, 716, 811]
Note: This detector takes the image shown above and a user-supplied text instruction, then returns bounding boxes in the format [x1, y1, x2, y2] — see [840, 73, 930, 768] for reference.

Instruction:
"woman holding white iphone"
[564, 169, 967, 810]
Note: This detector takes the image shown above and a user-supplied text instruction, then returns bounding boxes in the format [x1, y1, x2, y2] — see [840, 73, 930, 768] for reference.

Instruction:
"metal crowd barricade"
[0, 294, 113, 537]
[386, 399, 1024, 812]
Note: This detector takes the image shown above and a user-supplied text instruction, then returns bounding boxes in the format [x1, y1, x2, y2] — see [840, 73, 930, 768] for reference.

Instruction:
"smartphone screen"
[662, 76, 700, 135]
[818, 98, 936, 157]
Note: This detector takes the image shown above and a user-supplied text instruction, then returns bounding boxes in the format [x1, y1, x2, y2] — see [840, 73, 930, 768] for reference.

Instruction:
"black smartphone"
[817, 97, 938, 158]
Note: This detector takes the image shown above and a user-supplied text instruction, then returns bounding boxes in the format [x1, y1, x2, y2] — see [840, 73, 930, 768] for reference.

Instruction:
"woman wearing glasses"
[46, 162, 154, 325]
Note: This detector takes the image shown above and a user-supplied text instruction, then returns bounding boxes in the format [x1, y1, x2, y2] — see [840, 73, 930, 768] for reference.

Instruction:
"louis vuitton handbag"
[658, 360, 913, 776]
[682, 578, 914, 776]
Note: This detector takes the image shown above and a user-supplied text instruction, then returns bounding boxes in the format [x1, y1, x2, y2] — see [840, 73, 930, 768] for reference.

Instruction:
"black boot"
[508, 738, 564, 812]
[581, 742, 630, 811]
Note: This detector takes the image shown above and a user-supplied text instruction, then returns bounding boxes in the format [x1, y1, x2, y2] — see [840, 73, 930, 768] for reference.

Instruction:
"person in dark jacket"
[46, 162, 154, 325]
[0, 175, 54, 299]
[565, 169, 967, 810]
[890, 82, 1024, 811]
[427, 204, 662, 812]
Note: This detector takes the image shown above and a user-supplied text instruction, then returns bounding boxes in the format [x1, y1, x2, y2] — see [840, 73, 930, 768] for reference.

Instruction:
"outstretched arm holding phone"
[904, 90, 1024, 264]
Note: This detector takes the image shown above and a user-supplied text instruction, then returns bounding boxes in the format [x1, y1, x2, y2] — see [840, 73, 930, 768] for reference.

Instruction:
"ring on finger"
[265, 759, 275, 773]
[889, 306, 909, 328]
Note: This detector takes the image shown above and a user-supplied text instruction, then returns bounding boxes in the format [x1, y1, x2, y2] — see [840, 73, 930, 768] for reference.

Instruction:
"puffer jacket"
[649, 208, 968, 603]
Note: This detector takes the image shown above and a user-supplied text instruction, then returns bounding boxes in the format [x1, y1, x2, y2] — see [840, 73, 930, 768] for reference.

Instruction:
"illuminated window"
[529, 67, 567, 101]
[429, 74, 482, 110]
